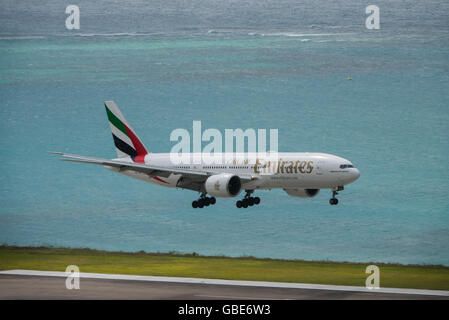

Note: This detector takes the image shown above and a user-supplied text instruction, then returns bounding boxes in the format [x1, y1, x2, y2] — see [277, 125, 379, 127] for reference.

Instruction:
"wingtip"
[48, 151, 63, 155]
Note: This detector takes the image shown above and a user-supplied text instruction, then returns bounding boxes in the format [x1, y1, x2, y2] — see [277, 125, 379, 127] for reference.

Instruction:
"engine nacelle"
[284, 188, 320, 198]
[205, 173, 242, 198]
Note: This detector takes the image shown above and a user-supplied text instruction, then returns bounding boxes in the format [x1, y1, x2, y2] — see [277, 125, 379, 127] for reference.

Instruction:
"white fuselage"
[108, 152, 360, 191]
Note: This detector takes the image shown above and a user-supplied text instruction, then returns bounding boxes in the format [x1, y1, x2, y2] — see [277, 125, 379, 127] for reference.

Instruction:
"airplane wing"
[49, 152, 257, 183]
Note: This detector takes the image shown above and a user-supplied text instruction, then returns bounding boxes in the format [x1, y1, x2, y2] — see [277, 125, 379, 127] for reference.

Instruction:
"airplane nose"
[353, 168, 360, 181]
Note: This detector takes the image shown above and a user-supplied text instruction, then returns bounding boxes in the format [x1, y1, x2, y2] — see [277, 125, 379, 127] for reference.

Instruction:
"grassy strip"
[1, 245, 448, 290]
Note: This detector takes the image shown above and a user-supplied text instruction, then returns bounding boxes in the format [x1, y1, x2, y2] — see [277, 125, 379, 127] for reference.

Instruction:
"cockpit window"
[340, 164, 354, 169]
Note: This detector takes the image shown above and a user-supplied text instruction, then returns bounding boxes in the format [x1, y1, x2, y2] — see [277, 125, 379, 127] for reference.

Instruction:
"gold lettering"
[299, 161, 306, 173]
[286, 161, 294, 174]
[254, 158, 261, 174]
[294, 160, 300, 174]
[281, 161, 288, 174]
[277, 159, 282, 174]
[307, 161, 313, 173]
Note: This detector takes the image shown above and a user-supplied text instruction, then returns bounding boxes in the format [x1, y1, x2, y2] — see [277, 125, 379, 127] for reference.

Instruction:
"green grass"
[1, 245, 448, 290]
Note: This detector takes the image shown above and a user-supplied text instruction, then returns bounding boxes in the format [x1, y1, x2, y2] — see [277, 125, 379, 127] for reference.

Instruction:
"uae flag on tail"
[104, 101, 148, 163]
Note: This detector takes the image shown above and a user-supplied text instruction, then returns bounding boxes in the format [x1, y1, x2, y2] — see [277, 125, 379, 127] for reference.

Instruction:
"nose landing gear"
[192, 193, 216, 209]
[329, 189, 341, 205]
[236, 190, 261, 208]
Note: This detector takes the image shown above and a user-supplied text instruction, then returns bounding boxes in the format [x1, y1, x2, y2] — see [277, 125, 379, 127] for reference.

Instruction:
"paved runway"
[1, 274, 447, 300]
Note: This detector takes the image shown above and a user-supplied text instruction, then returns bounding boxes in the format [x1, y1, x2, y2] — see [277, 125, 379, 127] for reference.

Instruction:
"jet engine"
[205, 173, 242, 198]
[284, 188, 320, 198]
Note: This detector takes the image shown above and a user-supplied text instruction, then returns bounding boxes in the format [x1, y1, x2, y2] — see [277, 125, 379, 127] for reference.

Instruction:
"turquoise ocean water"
[0, 1, 448, 265]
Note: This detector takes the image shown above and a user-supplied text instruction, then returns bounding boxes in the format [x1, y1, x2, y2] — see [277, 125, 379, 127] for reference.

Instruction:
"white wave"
[248, 31, 357, 38]
[207, 29, 240, 35]
[0, 35, 47, 40]
[0, 32, 162, 40]
[74, 32, 154, 37]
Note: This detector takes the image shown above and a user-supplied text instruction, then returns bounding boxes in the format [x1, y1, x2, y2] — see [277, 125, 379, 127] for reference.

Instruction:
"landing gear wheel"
[329, 190, 339, 205]
[193, 194, 215, 209]
[236, 190, 260, 208]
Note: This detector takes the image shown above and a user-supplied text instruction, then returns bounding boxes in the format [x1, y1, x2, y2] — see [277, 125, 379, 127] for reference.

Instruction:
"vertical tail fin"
[104, 101, 148, 163]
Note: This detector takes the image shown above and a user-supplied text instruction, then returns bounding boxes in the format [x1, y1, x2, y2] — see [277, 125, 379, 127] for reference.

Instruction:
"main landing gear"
[192, 193, 216, 209]
[236, 190, 260, 209]
[329, 187, 343, 205]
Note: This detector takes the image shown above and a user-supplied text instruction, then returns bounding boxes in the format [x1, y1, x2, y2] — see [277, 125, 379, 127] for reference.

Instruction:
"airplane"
[51, 101, 360, 209]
